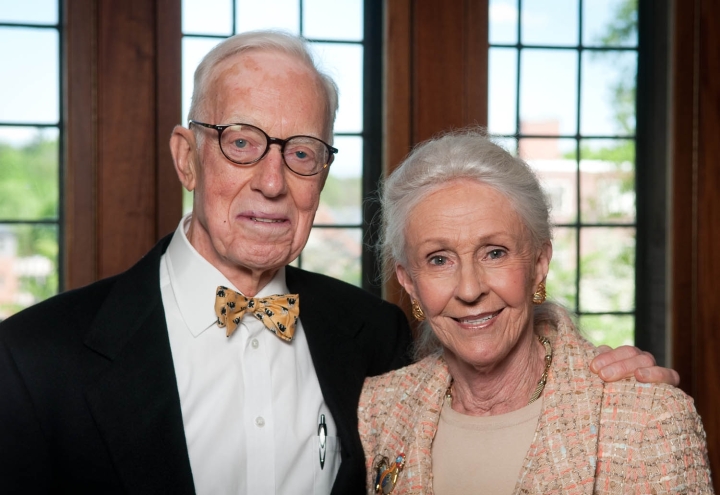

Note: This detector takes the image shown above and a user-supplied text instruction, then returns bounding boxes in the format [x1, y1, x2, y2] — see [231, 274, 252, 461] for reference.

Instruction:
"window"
[0, 2, 61, 320]
[181, 0, 380, 292]
[488, 0, 639, 347]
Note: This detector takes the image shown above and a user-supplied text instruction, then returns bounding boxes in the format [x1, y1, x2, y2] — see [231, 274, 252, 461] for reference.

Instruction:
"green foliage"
[312, 175, 363, 285]
[0, 137, 59, 220]
[301, 229, 362, 287]
[19, 227, 58, 301]
[585, 141, 636, 206]
[579, 314, 634, 348]
[597, 0, 638, 46]
[182, 188, 193, 215]
[580, 231, 635, 311]
[546, 230, 577, 309]
[0, 135, 60, 316]
[0, 224, 59, 317]
[554, 0, 639, 343]
[591, 0, 639, 135]
[320, 174, 362, 209]
[576, 140, 634, 164]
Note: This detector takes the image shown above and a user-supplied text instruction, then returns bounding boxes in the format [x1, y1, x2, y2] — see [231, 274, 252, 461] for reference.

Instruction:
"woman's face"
[396, 179, 551, 369]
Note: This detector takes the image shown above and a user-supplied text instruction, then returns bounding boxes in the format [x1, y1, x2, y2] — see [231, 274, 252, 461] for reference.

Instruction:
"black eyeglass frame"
[189, 120, 338, 177]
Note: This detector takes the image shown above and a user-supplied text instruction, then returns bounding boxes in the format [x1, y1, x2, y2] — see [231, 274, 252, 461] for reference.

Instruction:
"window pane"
[0, 1, 57, 24]
[0, 28, 58, 124]
[520, 49, 578, 136]
[491, 0, 640, 346]
[182, 0, 232, 35]
[581, 50, 637, 136]
[521, 0, 578, 46]
[301, 227, 361, 287]
[303, 0, 362, 41]
[183, 189, 193, 215]
[0, 223, 58, 320]
[579, 314, 634, 347]
[579, 227, 635, 312]
[492, 136, 518, 155]
[237, 0, 300, 34]
[546, 226, 577, 309]
[310, 42, 363, 133]
[488, 48, 518, 135]
[580, 138, 635, 223]
[0, 128, 58, 221]
[489, 0, 518, 45]
[522, 137, 577, 224]
[182, 37, 224, 121]
[319, 136, 362, 225]
[582, 0, 637, 47]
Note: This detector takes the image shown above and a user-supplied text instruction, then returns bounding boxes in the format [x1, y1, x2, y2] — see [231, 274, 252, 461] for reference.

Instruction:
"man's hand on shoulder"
[590, 345, 680, 385]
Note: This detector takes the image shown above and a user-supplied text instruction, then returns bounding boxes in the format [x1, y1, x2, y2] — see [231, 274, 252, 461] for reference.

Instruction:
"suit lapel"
[378, 357, 449, 494]
[517, 315, 602, 494]
[83, 236, 195, 493]
[286, 266, 369, 492]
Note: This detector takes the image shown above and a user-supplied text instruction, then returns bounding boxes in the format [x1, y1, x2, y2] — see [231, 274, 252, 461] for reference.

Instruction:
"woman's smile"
[454, 309, 502, 327]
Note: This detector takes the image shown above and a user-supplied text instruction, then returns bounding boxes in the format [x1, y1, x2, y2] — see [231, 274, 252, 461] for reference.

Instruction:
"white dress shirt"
[160, 215, 341, 494]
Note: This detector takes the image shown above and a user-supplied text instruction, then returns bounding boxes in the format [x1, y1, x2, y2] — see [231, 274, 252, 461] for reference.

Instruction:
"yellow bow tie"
[214, 286, 300, 342]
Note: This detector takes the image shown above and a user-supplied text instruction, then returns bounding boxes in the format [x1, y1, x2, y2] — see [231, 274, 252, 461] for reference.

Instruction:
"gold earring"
[532, 282, 547, 305]
[411, 299, 426, 321]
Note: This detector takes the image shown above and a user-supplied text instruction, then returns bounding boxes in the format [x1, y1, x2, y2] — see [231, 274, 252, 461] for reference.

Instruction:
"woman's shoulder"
[602, 376, 700, 419]
[596, 375, 712, 490]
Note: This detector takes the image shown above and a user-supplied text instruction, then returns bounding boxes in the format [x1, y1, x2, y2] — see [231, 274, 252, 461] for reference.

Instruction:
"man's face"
[182, 50, 329, 291]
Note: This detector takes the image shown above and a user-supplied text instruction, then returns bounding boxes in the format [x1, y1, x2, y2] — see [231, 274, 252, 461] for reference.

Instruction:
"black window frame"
[0, 4, 65, 314]
[489, 0, 668, 362]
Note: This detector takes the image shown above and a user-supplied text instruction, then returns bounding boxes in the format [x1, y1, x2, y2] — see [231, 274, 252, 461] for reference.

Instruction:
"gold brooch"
[373, 453, 405, 494]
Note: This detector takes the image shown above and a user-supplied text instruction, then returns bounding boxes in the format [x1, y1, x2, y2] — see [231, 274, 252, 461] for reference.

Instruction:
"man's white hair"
[188, 30, 339, 141]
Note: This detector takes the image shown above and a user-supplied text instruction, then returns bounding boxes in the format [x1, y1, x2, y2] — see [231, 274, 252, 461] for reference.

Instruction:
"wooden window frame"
[64, 0, 182, 287]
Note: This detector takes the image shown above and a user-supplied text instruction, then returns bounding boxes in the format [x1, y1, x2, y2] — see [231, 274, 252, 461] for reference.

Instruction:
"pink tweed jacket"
[358, 305, 713, 494]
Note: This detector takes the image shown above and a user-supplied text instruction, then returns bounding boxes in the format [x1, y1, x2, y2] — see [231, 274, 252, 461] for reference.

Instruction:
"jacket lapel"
[285, 266, 371, 493]
[83, 235, 195, 493]
[359, 356, 449, 494]
[516, 311, 602, 494]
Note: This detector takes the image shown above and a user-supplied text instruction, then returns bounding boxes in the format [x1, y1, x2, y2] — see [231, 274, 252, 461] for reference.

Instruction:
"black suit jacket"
[0, 234, 412, 494]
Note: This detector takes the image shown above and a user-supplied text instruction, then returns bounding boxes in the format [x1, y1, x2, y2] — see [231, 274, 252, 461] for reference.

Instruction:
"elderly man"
[0, 31, 677, 494]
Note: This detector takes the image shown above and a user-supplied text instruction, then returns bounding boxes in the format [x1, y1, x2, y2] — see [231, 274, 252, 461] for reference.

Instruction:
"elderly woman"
[359, 129, 713, 494]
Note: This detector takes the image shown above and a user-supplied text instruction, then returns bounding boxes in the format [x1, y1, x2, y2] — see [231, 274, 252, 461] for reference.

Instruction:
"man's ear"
[170, 125, 198, 191]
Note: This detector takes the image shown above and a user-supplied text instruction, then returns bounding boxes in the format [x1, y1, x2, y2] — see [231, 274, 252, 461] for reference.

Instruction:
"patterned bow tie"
[214, 286, 299, 342]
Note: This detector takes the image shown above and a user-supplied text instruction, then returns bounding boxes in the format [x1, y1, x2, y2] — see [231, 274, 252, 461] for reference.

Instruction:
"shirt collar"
[166, 213, 288, 337]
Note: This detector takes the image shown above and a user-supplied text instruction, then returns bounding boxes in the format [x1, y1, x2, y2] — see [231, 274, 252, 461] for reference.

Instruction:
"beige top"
[432, 397, 543, 494]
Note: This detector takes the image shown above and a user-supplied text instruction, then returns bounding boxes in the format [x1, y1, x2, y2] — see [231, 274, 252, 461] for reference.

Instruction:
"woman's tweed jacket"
[358, 305, 713, 494]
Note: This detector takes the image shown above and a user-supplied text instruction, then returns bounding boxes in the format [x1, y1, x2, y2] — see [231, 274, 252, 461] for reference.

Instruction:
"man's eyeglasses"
[189, 120, 338, 177]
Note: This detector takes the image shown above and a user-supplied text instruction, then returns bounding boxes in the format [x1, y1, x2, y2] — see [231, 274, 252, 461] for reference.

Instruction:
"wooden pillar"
[383, 0, 489, 320]
[63, 0, 182, 288]
[670, 0, 720, 488]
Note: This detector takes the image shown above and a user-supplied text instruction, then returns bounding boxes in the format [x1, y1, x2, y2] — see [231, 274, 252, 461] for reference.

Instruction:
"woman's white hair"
[187, 30, 339, 141]
[377, 127, 554, 359]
